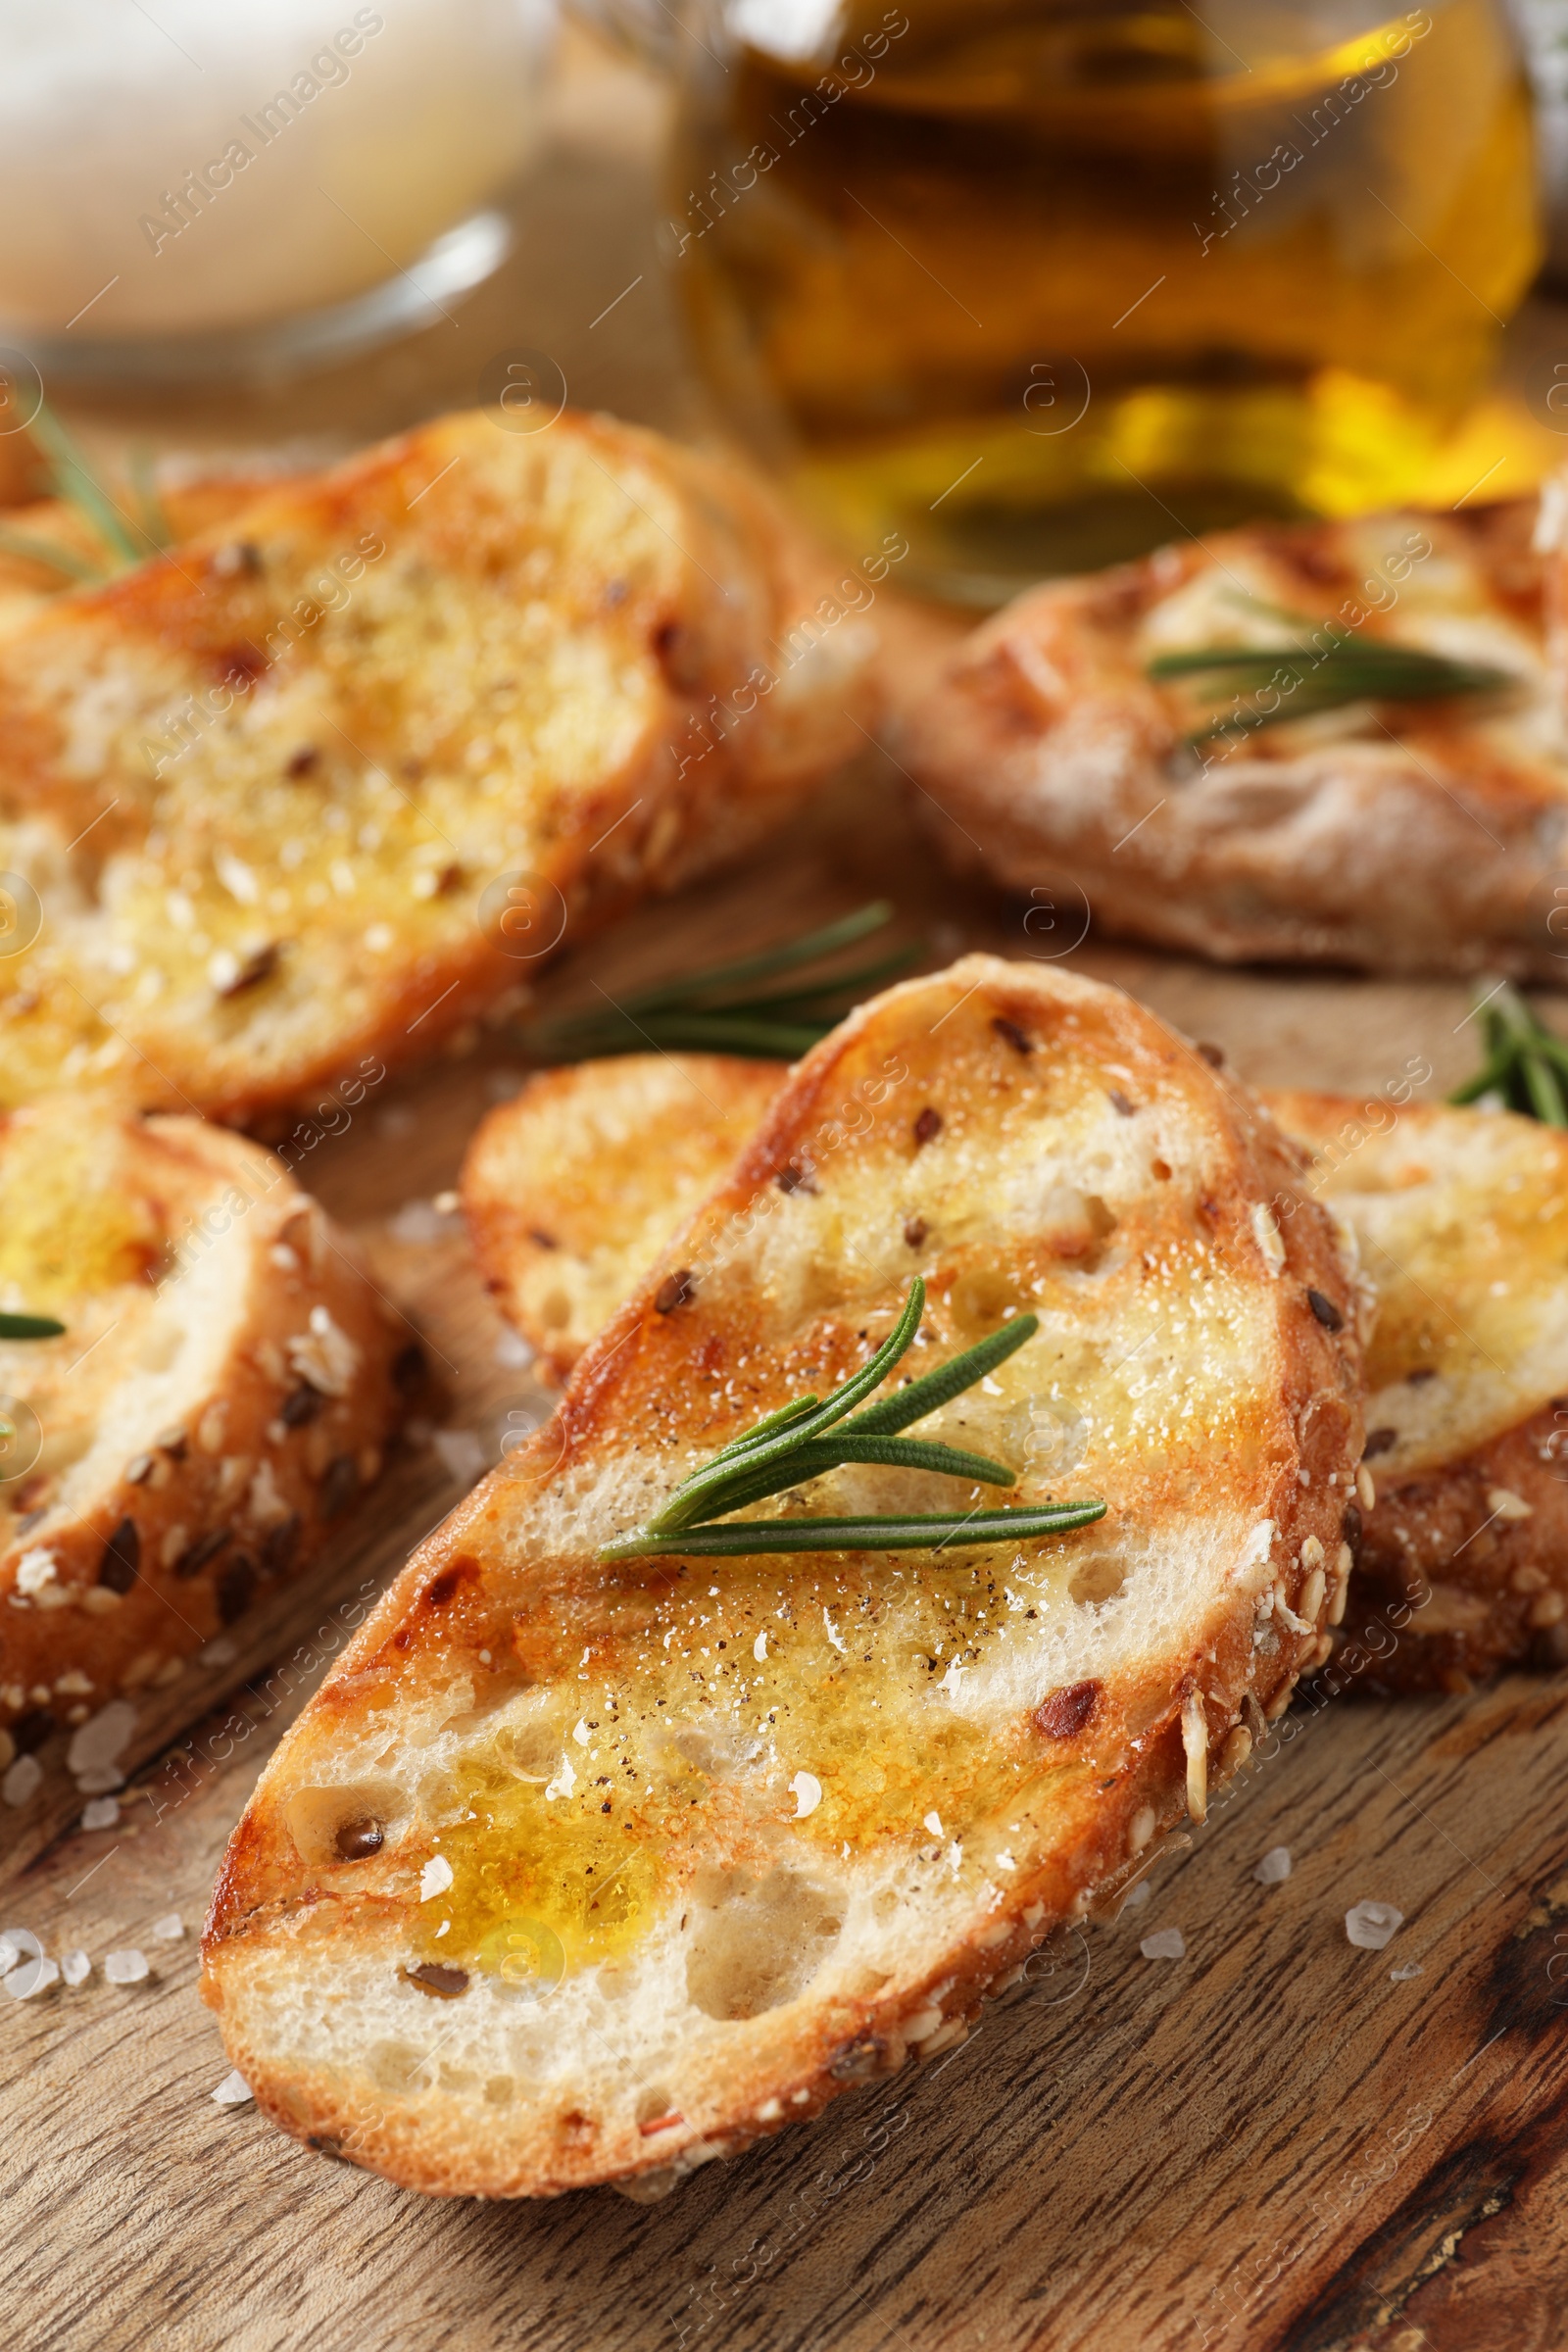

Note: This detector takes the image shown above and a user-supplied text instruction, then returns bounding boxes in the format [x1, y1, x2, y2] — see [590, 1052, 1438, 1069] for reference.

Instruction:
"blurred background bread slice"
[0, 407, 878, 1127]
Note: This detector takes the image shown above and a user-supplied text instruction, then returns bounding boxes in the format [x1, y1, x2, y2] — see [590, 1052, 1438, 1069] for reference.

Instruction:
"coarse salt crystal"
[104, 1948, 149, 1984]
[388, 1199, 451, 1246]
[432, 1429, 485, 1488]
[790, 1771, 822, 1820]
[60, 1949, 90, 1986]
[1390, 1963, 1424, 1982]
[4, 1955, 58, 1999]
[419, 1855, 454, 1901]
[15, 1546, 58, 1596]
[1346, 1900, 1403, 1951]
[67, 1697, 137, 1780]
[1141, 1927, 1186, 1961]
[81, 1795, 120, 1832]
[212, 2070, 254, 2107]
[151, 1913, 184, 1941]
[1121, 1878, 1152, 1913]
[494, 1327, 533, 1370]
[0, 1927, 35, 1976]
[2, 1754, 41, 1807]
[1254, 1845, 1292, 1886]
[923, 1810, 944, 1838]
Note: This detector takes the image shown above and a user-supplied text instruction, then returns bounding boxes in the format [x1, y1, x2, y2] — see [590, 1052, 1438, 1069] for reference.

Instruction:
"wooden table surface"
[5, 28, 1568, 2352]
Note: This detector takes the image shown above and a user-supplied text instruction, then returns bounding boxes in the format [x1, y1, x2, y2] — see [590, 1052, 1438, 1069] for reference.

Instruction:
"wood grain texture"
[1, 777, 1565, 2351]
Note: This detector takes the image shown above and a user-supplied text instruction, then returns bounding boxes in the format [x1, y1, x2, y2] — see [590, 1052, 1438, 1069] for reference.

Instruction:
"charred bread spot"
[913, 1106, 943, 1147]
[423, 1558, 481, 1611]
[904, 1216, 928, 1250]
[1364, 1428, 1397, 1458]
[991, 1016, 1033, 1056]
[1106, 1090, 1135, 1117]
[1034, 1680, 1102, 1740]
[392, 1342, 427, 1391]
[13, 1706, 54, 1752]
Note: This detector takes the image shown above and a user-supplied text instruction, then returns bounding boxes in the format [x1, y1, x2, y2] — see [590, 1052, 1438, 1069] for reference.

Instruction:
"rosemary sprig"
[1449, 979, 1568, 1125]
[516, 901, 919, 1061]
[0, 1312, 65, 1339]
[1149, 613, 1513, 749]
[2, 400, 172, 586]
[600, 1276, 1105, 1562]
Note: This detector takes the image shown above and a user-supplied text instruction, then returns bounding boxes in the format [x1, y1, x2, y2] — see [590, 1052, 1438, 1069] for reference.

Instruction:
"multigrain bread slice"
[0, 1096, 406, 1803]
[1272, 1092, 1568, 1693]
[467, 1057, 1568, 1696]
[897, 500, 1568, 979]
[463, 1054, 786, 1380]
[0, 408, 875, 1124]
[202, 956, 1363, 2199]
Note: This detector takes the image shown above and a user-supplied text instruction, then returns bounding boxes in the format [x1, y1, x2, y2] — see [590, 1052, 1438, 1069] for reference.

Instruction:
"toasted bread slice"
[0, 409, 874, 1124]
[1269, 1092, 1568, 1692]
[464, 1054, 786, 1380]
[469, 1060, 1568, 1695]
[0, 1096, 406, 1810]
[203, 956, 1361, 2199]
[898, 500, 1568, 978]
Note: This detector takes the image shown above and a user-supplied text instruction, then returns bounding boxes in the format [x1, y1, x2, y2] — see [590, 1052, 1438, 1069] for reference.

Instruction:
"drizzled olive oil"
[670, 0, 1540, 602]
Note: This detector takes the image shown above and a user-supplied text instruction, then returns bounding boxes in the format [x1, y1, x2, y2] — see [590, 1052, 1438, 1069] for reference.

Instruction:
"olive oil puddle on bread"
[203, 959, 1361, 2198]
[468, 1058, 1568, 1700]
[0, 408, 873, 1123]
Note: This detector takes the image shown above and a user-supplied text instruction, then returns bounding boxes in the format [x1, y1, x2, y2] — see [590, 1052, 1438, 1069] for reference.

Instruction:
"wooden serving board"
[4, 765, 1567, 2352]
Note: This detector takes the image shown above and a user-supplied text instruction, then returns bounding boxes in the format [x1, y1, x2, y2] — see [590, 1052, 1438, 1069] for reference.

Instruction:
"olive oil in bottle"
[668, 1, 1540, 601]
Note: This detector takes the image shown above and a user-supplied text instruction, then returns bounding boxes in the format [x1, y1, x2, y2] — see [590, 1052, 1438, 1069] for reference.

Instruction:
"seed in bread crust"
[655, 1269, 695, 1314]
[404, 1962, 468, 1998]
[1034, 1680, 1101, 1740]
[319, 1455, 359, 1518]
[262, 1514, 301, 1576]
[280, 1383, 324, 1429]
[912, 1107, 943, 1147]
[217, 1556, 256, 1623]
[991, 1016, 1033, 1055]
[334, 1817, 384, 1861]
[98, 1519, 140, 1593]
[175, 1528, 231, 1580]
[1305, 1288, 1343, 1331]
[903, 1216, 928, 1250]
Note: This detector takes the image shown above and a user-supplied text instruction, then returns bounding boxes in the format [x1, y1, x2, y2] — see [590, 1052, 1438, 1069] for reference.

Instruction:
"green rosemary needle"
[0, 1312, 65, 1339]
[515, 901, 918, 1062]
[1449, 979, 1568, 1126]
[599, 1276, 1105, 1563]
[1149, 617, 1513, 749]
